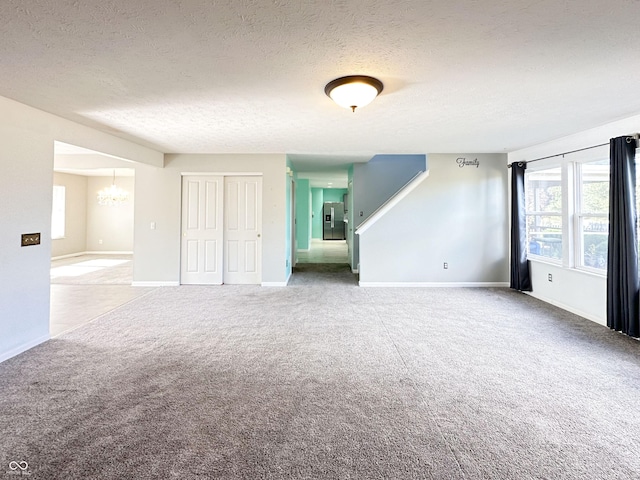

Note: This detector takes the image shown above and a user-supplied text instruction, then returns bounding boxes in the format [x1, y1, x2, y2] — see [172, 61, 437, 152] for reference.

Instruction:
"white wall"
[359, 154, 509, 285]
[0, 95, 162, 363]
[133, 154, 287, 286]
[528, 262, 606, 325]
[51, 172, 87, 257]
[86, 176, 134, 252]
[507, 114, 640, 326]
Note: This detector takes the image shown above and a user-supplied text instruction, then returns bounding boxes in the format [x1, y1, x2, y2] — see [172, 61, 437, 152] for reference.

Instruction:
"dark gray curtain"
[510, 162, 532, 292]
[607, 136, 639, 337]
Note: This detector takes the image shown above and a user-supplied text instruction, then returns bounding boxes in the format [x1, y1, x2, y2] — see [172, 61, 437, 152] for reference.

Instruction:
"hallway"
[297, 239, 348, 264]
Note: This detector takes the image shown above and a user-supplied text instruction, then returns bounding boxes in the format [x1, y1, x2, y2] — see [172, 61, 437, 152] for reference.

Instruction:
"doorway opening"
[290, 168, 356, 285]
[50, 141, 147, 337]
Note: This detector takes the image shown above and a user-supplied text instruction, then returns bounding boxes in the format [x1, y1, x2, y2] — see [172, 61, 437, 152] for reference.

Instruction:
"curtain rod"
[507, 134, 639, 168]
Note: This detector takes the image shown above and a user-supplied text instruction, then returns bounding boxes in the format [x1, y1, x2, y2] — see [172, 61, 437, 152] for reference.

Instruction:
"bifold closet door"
[180, 176, 224, 285]
[224, 176, 262, 284]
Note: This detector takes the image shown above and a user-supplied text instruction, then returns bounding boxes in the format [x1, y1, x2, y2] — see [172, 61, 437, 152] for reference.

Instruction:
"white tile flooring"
[50, 254, 154, 337]
[296, 239, 349, 264]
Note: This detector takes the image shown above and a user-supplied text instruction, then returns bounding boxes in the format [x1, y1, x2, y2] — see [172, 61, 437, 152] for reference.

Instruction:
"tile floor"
[296, 239, 349, 264]
[50, 254, 154, 337]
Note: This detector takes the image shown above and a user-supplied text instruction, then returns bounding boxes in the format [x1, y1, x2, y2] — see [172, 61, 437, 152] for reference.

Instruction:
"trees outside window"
[525, 168, 562, 262]
[577, 159, 609, 271]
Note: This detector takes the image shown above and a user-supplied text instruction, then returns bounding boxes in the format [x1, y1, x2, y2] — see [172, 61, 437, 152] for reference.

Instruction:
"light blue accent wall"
[295, 179, 311, 250]
[311, 188, 324, 239]
[322, 188, 348, 203]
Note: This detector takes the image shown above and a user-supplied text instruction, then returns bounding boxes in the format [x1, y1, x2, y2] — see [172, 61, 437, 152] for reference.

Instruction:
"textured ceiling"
[3, 0, 640, 162]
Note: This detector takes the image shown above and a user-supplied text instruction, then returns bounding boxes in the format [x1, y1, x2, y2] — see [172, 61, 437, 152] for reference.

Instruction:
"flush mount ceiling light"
[324, 75, 383, 112]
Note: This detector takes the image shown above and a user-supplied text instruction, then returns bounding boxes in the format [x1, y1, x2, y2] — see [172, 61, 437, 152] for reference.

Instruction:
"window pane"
[581, 217, 608, 270]
[51, 185, 65, 240]
[581, 159, 609, 214]
[578, 159, 609, 270]
[526, 214, 562, 260]
[525, 168, 562, 261]
[525, 168, 562, 213]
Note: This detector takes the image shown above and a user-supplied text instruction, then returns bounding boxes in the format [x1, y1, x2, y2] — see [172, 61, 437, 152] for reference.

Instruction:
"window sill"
[528, 257, 607, 279]
[526, 256, 562, 267]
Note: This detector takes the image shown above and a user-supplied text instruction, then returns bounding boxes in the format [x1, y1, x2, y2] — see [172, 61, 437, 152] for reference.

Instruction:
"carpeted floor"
[1, 285, 640, 479]
[289, 263, 357, 285]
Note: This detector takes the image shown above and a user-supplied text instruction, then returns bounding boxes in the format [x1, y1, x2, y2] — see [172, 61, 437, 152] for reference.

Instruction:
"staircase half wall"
[351, 154, 427, 271]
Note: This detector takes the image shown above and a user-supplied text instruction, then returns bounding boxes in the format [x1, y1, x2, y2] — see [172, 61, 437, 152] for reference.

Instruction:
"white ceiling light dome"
[325, 75, 384, 112]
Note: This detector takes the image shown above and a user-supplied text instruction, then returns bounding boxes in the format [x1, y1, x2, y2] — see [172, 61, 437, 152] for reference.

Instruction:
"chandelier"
[97, 170, 129, 206]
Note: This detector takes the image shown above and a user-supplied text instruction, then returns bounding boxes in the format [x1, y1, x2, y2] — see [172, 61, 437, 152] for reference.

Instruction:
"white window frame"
[574, 159, 609, 276]
[523, 145, 611, 276]
[525, 164, 564, 265]
[51, 185, 66, 240]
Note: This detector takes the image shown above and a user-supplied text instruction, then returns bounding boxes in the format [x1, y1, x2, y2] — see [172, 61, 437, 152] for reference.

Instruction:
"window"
[51, 185, 65, 239]
[525, 167, 562, 261]
[577, 159, 609, 271]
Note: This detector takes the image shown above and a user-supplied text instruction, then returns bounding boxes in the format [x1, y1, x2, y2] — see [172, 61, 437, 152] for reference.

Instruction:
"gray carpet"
[1, 286, 640, 479]
[289, 263, 358, 285]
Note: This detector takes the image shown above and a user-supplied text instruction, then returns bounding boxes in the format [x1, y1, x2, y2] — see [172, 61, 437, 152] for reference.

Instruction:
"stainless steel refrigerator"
[323, 202, 345, 240]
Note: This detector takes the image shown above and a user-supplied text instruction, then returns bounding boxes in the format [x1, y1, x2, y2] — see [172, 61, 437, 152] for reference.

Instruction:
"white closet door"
[180, 176, 224, 285]
[224, 176, 262, 284]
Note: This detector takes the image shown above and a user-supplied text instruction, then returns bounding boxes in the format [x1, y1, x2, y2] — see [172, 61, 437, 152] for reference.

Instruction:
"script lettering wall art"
[456, 157, 479, 168]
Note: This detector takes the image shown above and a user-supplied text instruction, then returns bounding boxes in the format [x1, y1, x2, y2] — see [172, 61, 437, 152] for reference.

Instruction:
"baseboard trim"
[359, 281, 510, 288]
[52, 251, 133, 260]
[524, 292, 605, 326]
[0, 334, 50, 364]
[84, 251, 133, 255]
[262, 281, 288, 287]
[131, 281, 178, 287]
[51, 252, 86, 261]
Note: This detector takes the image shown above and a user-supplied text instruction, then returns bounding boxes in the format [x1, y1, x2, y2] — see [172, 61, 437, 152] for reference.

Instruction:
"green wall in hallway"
[311, 188, 324, 239]
[311, 188, 348, 239]
[295, 179, 311, 250]
[323, 188, 347, 203]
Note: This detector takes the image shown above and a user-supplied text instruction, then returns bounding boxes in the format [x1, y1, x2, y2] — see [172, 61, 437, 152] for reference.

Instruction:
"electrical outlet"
[548, 273, 553, 282]
[21, 233, 40, 247]
[443, 262, 448, 269]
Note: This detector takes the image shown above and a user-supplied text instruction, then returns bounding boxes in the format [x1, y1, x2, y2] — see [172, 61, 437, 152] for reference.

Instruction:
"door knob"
[257, 234, 261, 238]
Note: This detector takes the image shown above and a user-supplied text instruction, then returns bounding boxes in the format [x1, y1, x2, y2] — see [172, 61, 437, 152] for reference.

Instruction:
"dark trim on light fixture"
[324, 75, 384, 97]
